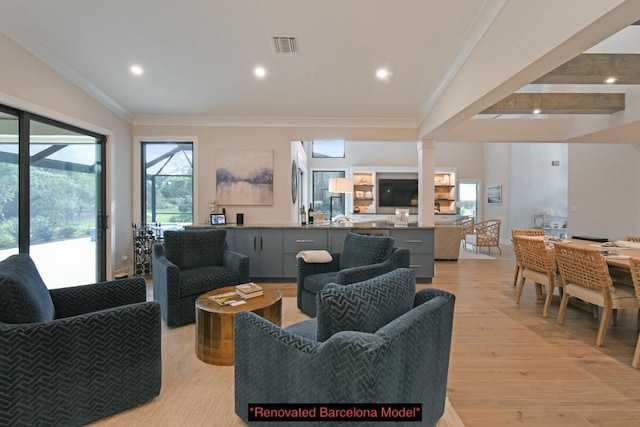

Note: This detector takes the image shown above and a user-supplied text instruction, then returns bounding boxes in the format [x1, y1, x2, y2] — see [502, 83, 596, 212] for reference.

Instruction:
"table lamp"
[328, 177, 353, 222]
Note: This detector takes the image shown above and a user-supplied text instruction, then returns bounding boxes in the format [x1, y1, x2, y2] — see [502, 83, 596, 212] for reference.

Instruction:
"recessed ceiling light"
[605, 76, 617, 84]
[376, 68, 390, 80]
[130, 65, 144, 76]
[533, 108, 541, 114]
[254, 67, 266, 78]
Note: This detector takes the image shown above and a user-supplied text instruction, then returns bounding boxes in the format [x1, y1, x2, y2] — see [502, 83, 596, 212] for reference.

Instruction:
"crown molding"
[132, 115, 418, 128]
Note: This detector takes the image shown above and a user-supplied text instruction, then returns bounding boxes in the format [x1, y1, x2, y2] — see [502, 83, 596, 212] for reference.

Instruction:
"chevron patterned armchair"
[236, 269, 455, 427]
[297, 232, 410, 316]
[152, 228, 250, 327]
[0, 254, 161, 427]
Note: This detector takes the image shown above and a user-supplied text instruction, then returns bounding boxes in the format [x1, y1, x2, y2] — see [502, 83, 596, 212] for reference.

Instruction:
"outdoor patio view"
[0, 110, 103, 287]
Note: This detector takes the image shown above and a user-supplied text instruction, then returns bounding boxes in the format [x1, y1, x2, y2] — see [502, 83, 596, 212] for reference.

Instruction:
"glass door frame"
[1, 104, 107, 282]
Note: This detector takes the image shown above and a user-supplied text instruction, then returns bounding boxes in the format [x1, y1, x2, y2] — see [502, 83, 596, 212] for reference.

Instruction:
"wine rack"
[132, 223, 162, 276]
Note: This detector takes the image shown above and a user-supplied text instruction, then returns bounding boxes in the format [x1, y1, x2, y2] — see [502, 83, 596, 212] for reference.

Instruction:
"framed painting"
[216, 150, 273, 205]
[487, 185, 502, 205]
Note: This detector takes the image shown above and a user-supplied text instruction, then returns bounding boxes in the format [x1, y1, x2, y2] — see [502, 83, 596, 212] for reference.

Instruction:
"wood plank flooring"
[139, 245, 640, 426]
[430, 245, 640, 426]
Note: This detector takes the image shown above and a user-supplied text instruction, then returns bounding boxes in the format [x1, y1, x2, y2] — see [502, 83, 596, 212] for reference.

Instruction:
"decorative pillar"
[417, 140, 436, 227]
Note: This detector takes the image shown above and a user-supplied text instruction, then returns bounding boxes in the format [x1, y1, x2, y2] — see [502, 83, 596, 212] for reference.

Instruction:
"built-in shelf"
[434, 170, 456, 214]
[352, 171, 376, 214]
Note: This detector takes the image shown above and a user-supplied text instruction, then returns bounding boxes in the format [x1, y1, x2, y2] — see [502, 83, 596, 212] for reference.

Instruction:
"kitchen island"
[187, 223, 434, 281]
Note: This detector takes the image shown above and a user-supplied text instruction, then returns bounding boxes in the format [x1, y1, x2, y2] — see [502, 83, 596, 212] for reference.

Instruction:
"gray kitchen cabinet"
[390, 228, 434, 281]
[233, 228, 283, 278]
[282, 228, 328, 278]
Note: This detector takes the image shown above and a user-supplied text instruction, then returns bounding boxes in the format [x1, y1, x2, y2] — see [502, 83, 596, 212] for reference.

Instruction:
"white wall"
[568, 143, 640, 240]
[308, 140, 419, 170]
[434, 142, 484, 180]
[509, 143, 568, 230]
[483, 143, 510, 236]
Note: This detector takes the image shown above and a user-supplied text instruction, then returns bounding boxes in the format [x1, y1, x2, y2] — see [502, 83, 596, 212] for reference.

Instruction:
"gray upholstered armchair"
[0, 254, 161, 427]
[235, 268, 456, 427]
[297, 232, 410, 316]
[152, 228, 250, 327]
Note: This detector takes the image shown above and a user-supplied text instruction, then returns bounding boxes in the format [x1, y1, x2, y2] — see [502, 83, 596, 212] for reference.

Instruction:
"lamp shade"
[328, 178, 353, 193]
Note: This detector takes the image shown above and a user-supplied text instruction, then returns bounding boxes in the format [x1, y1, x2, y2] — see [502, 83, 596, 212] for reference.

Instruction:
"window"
[312, 140, 345, 158]
[312, 170, 346, 219]
[141, 142, 193, 226]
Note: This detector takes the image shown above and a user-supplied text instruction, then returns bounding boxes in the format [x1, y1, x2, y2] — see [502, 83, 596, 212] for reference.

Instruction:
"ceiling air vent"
[273, 36, 298, 54]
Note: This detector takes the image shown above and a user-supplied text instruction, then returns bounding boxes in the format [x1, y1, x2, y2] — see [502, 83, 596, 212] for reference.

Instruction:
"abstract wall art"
[216, 150, 274, 205]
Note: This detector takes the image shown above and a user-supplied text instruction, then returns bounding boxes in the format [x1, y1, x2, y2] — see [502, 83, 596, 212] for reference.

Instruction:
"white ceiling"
[1, 0, 640, 143]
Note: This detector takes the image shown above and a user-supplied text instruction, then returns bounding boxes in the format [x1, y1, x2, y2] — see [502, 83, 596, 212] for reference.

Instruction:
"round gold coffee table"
[195, 285, 282, 365]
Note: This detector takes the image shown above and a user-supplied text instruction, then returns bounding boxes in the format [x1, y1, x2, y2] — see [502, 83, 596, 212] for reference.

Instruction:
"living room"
[3, 2, 640, 278]
[3, 2, 640, 426]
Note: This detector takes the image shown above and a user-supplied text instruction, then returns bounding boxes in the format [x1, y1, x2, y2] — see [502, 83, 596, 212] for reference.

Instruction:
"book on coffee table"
[236, 282, 263, 299]
[209, 291, 247, 306]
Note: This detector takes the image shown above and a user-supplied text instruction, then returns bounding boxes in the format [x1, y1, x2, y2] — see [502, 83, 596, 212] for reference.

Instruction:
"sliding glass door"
[0, 105, 107, 287]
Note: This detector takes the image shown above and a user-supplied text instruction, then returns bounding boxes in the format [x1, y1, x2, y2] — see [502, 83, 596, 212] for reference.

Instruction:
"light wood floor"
[247, 246, 640, 426]
[137, 245, 640, 426]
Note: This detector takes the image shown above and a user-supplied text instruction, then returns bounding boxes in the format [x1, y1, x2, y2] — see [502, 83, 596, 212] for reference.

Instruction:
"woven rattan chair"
[554, 243, 638, 347]
[513, 235, 562, 317]
[628, 257, 640, 368]
[609, 236, 640, 287]
[454, 217, 475, 250]
[511, 228, 546, 287]
[472, 219, 501, 255]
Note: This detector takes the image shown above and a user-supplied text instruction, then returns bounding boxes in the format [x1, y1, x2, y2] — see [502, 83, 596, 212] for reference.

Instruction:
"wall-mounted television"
[378, 179, 419, 209]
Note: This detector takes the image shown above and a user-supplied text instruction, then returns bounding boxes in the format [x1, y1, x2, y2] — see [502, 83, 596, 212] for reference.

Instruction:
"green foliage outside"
[145, 175, 193, 224]
[0, 162, 97, 250]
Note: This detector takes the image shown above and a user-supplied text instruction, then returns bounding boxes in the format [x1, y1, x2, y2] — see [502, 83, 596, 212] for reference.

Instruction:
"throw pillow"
[316, 268, 415, 342]
[0, 254, 55, 324]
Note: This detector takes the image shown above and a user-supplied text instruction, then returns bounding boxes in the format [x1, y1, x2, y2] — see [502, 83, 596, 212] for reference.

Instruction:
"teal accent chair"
[152, 228, 250, 327]
[235, 268, 455, 427]
[297, 232, 410, 316]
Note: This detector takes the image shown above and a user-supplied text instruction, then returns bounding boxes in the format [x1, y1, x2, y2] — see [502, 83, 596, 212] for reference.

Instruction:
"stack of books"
[209, 291, 246, 306]
[235, 282, 264, 299]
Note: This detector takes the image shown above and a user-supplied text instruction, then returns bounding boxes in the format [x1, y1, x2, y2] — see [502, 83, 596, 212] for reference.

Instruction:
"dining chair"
[554, 243, 638, 347]
[454, 217, 475, 250]
[511, 228, 546, 288]
[608, 236, 640, 288]
[472, 219, 501, 255]
[513, 235, 562, 317]
[628, 257, 640, 368]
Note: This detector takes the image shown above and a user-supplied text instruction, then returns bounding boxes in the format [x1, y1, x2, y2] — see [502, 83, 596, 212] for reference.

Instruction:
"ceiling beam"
[479, 93, 625, 115]
[532, 54, 640, 84]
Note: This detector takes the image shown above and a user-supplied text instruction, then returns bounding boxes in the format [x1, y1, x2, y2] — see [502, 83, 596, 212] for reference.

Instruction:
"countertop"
[187, 222, 434, 230]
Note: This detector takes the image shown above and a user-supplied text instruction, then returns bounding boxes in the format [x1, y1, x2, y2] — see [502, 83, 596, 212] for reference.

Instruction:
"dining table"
[549, 237, 640, 271]
[530, 236, 640, 305]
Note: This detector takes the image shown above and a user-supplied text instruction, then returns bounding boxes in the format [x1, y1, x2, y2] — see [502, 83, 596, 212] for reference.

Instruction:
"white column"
[417, 140, 436, 227]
